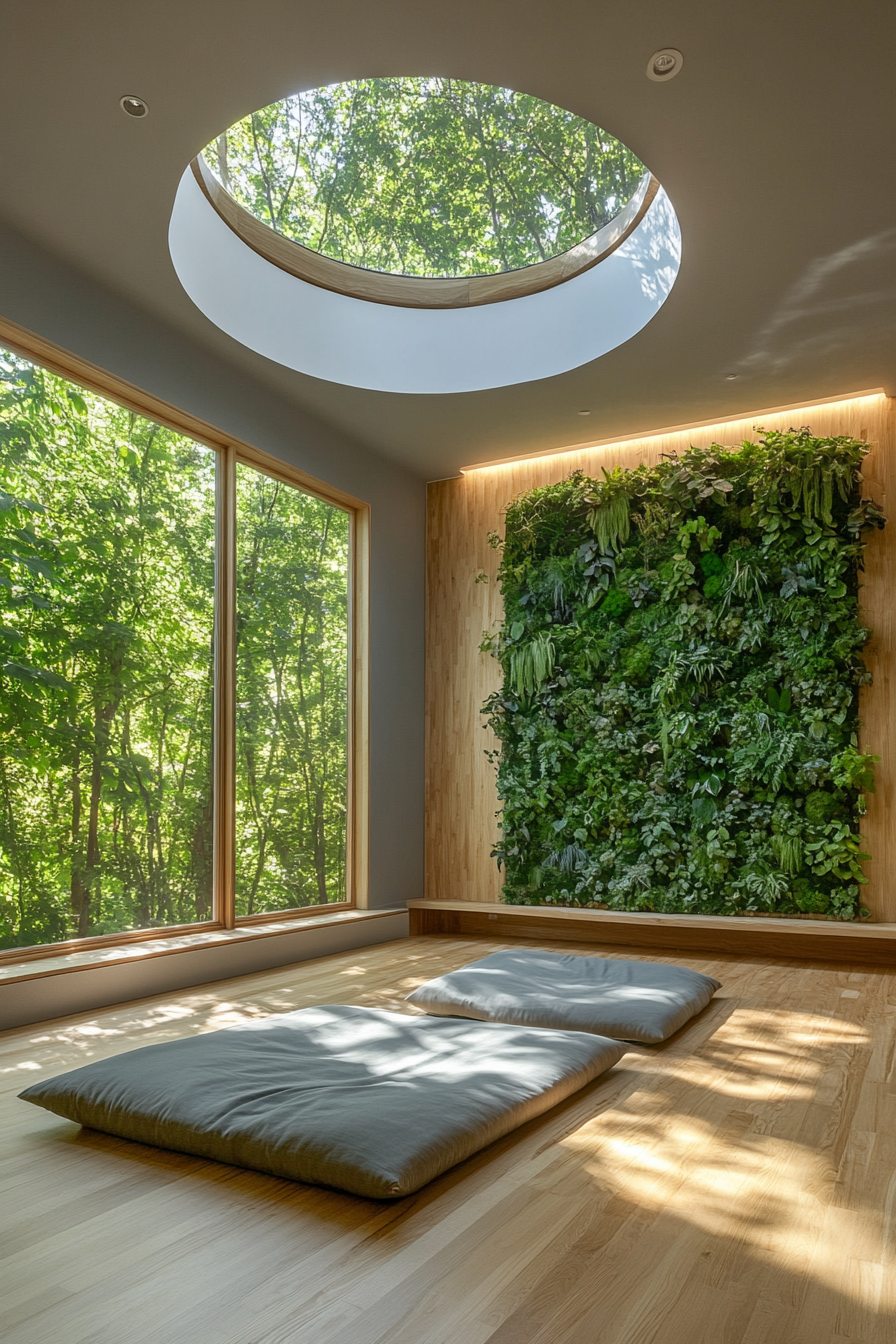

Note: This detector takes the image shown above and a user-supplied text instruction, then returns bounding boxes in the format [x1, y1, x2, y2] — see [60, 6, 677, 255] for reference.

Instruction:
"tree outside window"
[0, 348, 352, 950]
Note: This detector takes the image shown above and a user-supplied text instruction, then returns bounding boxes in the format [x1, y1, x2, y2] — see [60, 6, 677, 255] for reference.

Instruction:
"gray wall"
[0, 220, 425, 912]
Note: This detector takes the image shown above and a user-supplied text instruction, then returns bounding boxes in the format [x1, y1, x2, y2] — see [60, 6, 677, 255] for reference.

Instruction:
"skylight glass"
[202, 78, 647, 279]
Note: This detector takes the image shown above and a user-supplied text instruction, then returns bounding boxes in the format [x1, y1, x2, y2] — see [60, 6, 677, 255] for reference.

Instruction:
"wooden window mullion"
[214, 443, 237, 928]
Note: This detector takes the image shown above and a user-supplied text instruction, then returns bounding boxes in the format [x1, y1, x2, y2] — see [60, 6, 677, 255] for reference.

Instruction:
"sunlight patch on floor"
[559, 1007, 888, 1312]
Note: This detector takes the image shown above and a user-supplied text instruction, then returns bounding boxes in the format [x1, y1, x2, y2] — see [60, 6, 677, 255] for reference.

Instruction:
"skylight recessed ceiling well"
[169, 78, 682, 393]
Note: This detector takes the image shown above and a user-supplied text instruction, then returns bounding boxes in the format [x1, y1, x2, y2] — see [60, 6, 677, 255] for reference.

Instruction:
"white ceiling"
[0, 1, 894, 479]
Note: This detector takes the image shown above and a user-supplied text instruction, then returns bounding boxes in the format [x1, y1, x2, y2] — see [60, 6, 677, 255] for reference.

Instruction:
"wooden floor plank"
[3, 934, 895, 1343]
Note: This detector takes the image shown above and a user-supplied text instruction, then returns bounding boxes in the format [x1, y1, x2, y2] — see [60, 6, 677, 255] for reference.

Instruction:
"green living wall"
[485, 431, 885, 920]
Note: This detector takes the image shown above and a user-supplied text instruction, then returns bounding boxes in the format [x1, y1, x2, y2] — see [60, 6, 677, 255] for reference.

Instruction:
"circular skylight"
[172, 77, 680, 391]
[200, 78, 648, 282]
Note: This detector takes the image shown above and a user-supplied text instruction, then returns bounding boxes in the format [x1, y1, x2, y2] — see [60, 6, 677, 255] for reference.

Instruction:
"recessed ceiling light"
[646, 49, 683, 82]
[120, 95, 149, 118]
[726, 373, 739, 380]
[578, 409, 592, 416]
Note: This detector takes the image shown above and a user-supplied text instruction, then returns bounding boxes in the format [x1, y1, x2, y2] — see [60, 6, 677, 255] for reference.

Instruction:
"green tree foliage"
[205, 78, 646, 277]
[0, 350, 350, 949]
[235, 466, 349, 914]
[485, 432, 885, 921]
[0, 352, 216, 947]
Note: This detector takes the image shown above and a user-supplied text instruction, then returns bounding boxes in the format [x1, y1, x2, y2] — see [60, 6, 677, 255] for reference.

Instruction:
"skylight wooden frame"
[0, 314, 369, 964]
[191, 155, 660, 310]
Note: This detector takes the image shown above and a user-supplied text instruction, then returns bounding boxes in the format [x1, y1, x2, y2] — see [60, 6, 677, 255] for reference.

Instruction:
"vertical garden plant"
[484, 431, 885, 919]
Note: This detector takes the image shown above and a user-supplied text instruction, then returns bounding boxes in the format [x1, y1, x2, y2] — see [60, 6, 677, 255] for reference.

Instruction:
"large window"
[0, 342, 361, 953]
[235, 464, 350, 916]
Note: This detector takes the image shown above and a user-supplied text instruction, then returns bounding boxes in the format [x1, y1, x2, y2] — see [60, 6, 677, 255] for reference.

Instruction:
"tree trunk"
[312, 788, 328, 904]
[80, 663, 123, 936]
[70, 753, 89, 936]
[191, 792, 214, 921]
[82, 729, 103, 937]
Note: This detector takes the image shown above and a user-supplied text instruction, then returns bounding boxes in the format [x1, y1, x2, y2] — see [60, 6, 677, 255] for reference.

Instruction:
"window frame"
[0, 314, 369, 963]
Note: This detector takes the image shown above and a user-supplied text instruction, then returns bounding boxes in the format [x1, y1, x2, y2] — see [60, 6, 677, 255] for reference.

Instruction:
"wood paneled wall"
[426, 393, 896, 920]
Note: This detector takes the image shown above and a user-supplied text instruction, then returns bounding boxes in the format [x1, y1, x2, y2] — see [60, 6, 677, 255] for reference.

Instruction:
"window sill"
[0, 907, 405, 987]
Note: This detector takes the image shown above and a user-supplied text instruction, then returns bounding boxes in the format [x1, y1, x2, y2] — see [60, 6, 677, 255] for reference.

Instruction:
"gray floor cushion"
[19, 1004, 624, 1199]
[406, 949, 721, 1044]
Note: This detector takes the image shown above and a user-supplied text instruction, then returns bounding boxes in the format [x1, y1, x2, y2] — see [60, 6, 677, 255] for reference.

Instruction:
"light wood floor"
[2, 935, 895, 1344]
